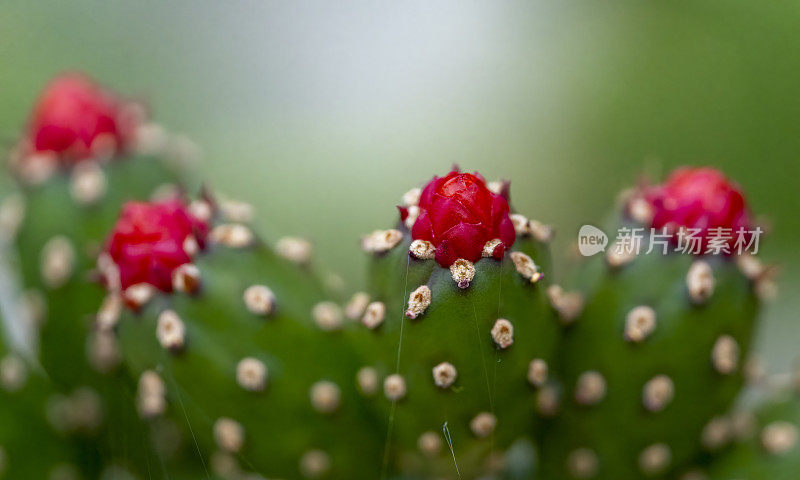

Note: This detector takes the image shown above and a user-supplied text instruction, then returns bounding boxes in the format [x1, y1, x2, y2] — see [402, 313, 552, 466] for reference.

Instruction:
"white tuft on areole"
[69, 161, 106, 205]
[418, 431, 442, 457]
[276, 237, 313, 265]
[133, 122, 168, 155]
[761, 421, 798, 455]
[702, 416, 732, 451]
[188, 199, 213, 223]
[687, 260, 715, 304]
[470, 412, 496, 438]
[182, 235, 200, 257]
[210, 224, 254, 248]
[639, 443, 671, 475]
[356, 367, 379, 396]
[345, 292, 370, 320]
[432, 362, 457, 389]
[402, 187, 421, 207]
[0, 354, 28, 392]
[137, 370, 166, 419]
[537, 385, 560, 417]
[546, 285, 584, 325]
[567, 448, 598, 479]
[236, 357, 268, 392]
[310, 380, 341, 414]
[628, 196, 654, 224]
[219, 199, 255, 223]
[0, 193, 25, 242]
[509, 214, 529, 236]
[450, 258, 476, 289]
[172, 263, 201, 294]
[40, 236, 76, 289]
[361, 229, 402, 253]
[96, 294, 122, 331]
[384, 374, 407, 401]
[361, 301, 386, 329]
[482, 238, 502, 258]
[313, 302, 343, 331]
[711, 335, 739, 375]
[575, 371, 606, 406]
[300, 449, 330, 479]
[404, 205, 420, 230]
[409, 239, 435, 259]
[243, 284, 276, 316]
[405, 285, 431, 319]
[156, 310, 186, 351]
[625, 305, 657, 343]
[642, 375, 674, 412]
[510, 251, 543, 283]
[527, 359, 548, 388]
[123, 283, 155, 311]
[491, 318, 514, 349]
[213, 417, 244, 453]
[18, 152, 57, 185]
[606, 244, 637, 268]
[87, 330, 121, 374]
[529, 220, 553, 243]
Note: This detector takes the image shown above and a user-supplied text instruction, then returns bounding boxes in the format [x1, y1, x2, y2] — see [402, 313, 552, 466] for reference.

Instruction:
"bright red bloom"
[645, 167, 751, 253]
[406, 169, 516, 267]
[26, 73, 137, 165]
[105, 199, 208, 292]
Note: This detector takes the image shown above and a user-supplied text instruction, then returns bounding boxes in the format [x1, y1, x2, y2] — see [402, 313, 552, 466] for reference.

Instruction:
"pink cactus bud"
[105, 199, 208, 293]
[25, 73, 139, 165]
[406, 169, 516, 267]
[644, 167, 752, 253]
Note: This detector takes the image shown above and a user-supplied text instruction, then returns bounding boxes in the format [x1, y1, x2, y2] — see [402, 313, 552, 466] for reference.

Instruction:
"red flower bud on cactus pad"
[25, 73, 138, 165]
[645, 167, 752, 253]
[105, 199, 208, 292]
[406, 169, 516, 267]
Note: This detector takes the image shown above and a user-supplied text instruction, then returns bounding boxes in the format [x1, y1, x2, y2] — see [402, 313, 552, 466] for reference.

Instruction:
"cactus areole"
[105, 199, 208, 292]
[642, 167, 752, 253]
[400, 169, 516, 268]
[23, 73, 138, 165]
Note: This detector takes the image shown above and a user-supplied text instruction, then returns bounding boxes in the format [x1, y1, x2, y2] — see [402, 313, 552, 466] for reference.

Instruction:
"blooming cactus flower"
[104, 199, 208, 292]
[25, 73, 138, 164]
[404, 169, 516, 267]
[645, 167, 752, 254]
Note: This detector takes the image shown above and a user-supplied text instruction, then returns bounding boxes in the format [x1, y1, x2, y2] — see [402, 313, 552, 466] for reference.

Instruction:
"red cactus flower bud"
[408, 169, 516, 267]
[645, 167, 752, 254]
[25, 73, 138, 165]
[105, 199, 208, 292]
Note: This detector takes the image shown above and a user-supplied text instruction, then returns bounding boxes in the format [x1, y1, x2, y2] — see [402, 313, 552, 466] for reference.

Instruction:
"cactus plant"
[0, 73, 205, 479]
[539, 167, 769, 479]
[350, 168, 559, 478]
[99, 195, 385, 479]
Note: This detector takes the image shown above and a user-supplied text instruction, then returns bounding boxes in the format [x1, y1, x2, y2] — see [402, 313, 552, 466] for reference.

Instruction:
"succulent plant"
[98, 195, 384, 479]
[538, 167, 771, 480]
[350, 169, 559, 478]
[0, 73, 205, 479]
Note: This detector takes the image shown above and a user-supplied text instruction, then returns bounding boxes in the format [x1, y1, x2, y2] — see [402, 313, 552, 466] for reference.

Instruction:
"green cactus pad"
[110, 220, 384, 479]
[352, 217, 558, 478]
[539, 226, 760, 480]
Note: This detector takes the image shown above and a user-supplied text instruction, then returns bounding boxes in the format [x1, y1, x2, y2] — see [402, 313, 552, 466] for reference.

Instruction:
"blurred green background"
[1, 1, 797, 373]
